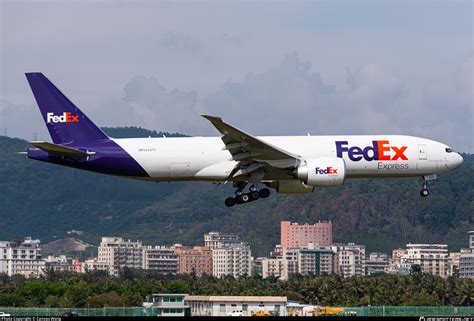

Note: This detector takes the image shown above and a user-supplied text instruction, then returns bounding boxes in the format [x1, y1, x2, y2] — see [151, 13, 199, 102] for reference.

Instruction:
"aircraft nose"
[452, 153, 463, 168]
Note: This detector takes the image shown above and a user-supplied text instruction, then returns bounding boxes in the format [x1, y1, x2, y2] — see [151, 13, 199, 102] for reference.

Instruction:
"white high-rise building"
[365, 252, 391, 275]
[298, 249, 336, 276]
[204, 232, 241, 250]
[459, 231, 474, 279]
[261, 257, 284, 279]
[0, 237, 45, 278]
[212, 243, 252, 278]
[401, 244, 448, 277]
[261, 246, 337, 279]
[142, 246, 179, 274]
[310, 243, 365, 277]
[98, 237, 143, 276]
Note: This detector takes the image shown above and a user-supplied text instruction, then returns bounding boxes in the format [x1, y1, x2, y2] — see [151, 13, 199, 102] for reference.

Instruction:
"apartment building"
[82, 258, 108, 272]
[204, 232, 241, 250]
[310, 243, 365, 277]
[459, 231, 474, 279]
[281, 247, 299, 279]
[280, 221, 332, 248]
[261, 257, 284, 279]
[143, 246, 179, 274]
[45, 255, 75, 273]
[212, 243, 252, 278]
[401, 244, 448, 277]
[260, 246, 336, 279]
[297, 249, 336, 276]
[98, 237, 143, 276]
[175, 245, 212, 276]
[0, 238, 45, 278]
[365, 252, 391, 275]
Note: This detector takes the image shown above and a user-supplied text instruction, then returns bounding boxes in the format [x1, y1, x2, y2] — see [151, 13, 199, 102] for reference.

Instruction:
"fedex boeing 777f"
[24, 73, 463, 207]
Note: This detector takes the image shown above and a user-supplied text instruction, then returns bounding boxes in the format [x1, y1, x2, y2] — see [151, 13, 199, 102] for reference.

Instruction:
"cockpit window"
[445, 148, 454, 153]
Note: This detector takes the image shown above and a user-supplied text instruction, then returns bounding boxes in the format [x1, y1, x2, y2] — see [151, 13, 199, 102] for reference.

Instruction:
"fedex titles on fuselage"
[336, 140, 409, 170]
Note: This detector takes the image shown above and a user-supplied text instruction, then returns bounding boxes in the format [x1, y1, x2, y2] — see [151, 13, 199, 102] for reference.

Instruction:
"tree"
[410, 264, 423, 275]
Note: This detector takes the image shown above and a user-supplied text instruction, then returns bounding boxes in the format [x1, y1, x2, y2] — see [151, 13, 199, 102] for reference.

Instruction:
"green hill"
[0, 128, 472, 256]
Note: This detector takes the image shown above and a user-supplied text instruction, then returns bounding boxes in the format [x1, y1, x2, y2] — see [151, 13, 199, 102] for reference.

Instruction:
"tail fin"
[25, 73, 108, 144]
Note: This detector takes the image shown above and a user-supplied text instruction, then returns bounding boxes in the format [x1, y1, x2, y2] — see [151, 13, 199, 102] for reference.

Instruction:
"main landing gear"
[420, 174, 437, 197]
[224, 185, 271, 207]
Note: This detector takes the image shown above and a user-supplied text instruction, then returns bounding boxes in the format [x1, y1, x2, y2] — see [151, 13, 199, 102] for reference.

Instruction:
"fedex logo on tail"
[336, 140, 408, 162]
[47, 112, 79, 123]
[315, 167, 338, 175]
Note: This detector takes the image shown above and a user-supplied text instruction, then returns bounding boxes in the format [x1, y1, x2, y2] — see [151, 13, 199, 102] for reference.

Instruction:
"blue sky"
[0, 0, 472, 152]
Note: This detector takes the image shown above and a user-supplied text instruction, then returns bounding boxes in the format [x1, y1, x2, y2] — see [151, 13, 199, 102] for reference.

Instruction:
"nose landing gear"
[224, 184, 271, 207]
[420, 185, 430, 197]
[420, 174, 436, 197]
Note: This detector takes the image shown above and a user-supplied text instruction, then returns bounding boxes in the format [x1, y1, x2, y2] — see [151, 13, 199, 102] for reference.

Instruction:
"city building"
[212, 243, 252, 278]
[365, 252, 391, 275]
[0, 237, 45, 278]
[98, 237, 143, 277]
[448, 251, 462, 276]
[297, 249, 337, 276]
[310, 243, 365, 277]
[401, 244, 449, 277]
[459, 231, 474, 279]
[152, 294, 190, 317]
[45, 255, 75, 273]
[72, 258, 83, 273]
[280, 221, 332, 248]
[281, 247, 299, 279]
[82, 258, 108, 272]
[174, 245, 212, 276]
[185, 296, 287, 316]
[252, 257, 265, 277]
[459, 252, 474, 278]
[204, 232, 241, 250]
[392, 248, 407, 266]
[261, 257, 284, 279]
[143, 246, 179, 274]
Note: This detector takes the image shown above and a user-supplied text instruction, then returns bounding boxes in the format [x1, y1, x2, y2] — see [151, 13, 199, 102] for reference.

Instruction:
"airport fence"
[0, 306, 473, 317]
[344, 306, 474, 316]
[0, 307, 159, 317]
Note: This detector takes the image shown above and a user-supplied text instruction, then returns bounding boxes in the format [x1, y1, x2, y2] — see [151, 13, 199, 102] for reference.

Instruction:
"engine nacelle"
[296, 157, 346, 187]
[273, 180, 315, 194]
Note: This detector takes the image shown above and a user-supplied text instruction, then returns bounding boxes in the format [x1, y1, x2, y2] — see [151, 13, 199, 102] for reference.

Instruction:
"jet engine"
[296, 157, 346, 187]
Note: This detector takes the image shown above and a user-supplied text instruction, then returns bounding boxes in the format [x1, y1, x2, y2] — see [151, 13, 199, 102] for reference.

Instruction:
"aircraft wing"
[202, 115, 301, 181]
[28, 141, 95, 158]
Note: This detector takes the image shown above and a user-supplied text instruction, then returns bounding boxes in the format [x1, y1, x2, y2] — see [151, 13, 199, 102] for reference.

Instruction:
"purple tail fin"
[25, 73, 108, 144]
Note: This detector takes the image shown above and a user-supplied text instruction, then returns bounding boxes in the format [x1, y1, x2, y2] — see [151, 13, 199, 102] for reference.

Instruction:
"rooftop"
[185, 296, 287, 303]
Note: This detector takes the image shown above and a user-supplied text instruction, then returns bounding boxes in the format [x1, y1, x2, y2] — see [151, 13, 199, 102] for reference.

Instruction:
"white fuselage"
[113, 135, 463, 182]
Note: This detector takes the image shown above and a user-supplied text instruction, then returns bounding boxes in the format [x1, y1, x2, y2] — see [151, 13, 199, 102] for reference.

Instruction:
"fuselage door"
[418, 144, 427, 160]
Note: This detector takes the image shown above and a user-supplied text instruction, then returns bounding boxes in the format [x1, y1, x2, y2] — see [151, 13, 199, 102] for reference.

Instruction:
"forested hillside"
[0, 127, 472, 256]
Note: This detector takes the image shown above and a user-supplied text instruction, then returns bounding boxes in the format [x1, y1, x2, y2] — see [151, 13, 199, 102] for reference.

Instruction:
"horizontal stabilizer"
[28, 141, 95, 157]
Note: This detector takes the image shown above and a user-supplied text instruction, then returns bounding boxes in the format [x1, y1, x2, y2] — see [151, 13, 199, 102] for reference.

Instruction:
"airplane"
[23, 73, 463, 207]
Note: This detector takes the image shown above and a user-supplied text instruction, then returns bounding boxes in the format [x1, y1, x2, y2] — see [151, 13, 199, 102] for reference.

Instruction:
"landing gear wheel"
[236, 194, 250, 204]
[250, 185, 258, 192]
[225, 197, 236, 207]
[259, 188, 270, 198]
[249, 191, 260, 201]
[420, 188, 430, 197]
